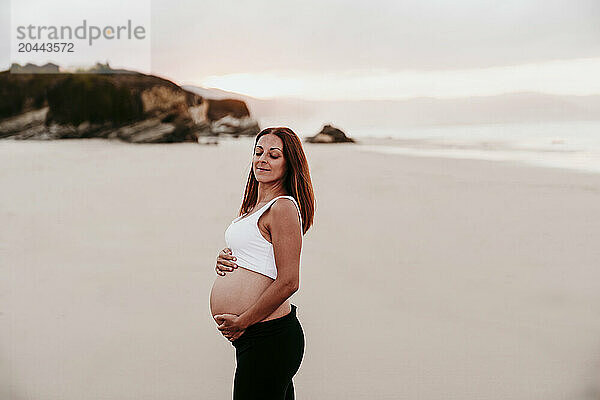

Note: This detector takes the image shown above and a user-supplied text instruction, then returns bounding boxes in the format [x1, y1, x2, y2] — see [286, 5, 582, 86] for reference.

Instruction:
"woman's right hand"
[216, 247, 238, 276]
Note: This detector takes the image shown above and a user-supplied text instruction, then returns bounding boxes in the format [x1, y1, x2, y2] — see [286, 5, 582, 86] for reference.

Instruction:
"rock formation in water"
[305, 124, 355, 143]
[0, 63, 260, 143]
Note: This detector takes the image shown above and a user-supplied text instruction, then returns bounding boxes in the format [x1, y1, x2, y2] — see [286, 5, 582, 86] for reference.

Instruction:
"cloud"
[150, 0, 600, 81]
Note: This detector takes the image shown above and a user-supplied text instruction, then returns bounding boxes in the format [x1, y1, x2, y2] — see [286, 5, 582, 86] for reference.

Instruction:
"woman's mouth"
[257, 167, 270, 171]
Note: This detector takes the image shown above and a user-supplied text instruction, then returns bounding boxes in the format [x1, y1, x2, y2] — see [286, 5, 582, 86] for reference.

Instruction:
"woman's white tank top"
[224, 195, 303, 280]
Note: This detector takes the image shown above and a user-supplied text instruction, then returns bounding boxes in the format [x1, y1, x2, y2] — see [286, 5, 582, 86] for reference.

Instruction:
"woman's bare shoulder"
[268, 198, 301, 228]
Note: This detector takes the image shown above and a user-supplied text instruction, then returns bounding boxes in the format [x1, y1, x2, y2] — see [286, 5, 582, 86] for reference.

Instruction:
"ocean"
[350, 120, 600, 174]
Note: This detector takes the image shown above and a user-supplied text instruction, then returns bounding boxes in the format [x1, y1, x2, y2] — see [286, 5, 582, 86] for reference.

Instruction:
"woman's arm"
[237, 199, 302, 329]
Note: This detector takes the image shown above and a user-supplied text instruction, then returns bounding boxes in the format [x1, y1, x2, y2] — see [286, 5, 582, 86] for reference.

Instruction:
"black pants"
[232, 304, 305, 400]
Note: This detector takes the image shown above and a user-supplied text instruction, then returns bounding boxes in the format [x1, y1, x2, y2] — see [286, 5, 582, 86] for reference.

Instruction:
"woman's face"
[253, 134, 287, 183]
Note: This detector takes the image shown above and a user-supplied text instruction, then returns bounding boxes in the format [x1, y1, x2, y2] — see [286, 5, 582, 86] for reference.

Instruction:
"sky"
[2, 0, 600, 100]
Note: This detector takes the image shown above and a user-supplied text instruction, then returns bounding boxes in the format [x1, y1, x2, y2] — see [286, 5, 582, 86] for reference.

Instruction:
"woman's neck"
[256, 184, 288, 204]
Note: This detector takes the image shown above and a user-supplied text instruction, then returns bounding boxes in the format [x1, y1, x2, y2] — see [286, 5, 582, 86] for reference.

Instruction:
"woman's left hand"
[214, 313, 246, 342]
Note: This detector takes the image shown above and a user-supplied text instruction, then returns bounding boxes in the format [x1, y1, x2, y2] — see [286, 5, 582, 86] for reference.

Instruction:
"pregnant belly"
[209, 266, 290, 322]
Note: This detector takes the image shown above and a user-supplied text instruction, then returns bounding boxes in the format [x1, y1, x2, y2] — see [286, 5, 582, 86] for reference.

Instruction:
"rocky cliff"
[0, 65, 260, 143]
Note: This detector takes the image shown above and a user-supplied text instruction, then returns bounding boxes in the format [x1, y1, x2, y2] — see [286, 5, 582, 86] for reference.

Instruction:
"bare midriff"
[209, 265, 291, 324]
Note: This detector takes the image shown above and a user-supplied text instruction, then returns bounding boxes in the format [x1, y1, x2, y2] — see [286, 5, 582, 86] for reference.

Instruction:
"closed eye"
[255, 152, 279, 159]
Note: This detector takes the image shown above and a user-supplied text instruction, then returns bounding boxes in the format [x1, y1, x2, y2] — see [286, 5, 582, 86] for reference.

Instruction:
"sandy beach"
[1, 136, 600, 400]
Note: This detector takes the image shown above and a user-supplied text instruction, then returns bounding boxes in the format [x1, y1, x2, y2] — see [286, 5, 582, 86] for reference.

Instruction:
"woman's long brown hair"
[238, 127, 315, 235]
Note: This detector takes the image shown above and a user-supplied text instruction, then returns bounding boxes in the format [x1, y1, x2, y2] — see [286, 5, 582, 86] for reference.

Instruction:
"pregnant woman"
[209, 126, 315, 400]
